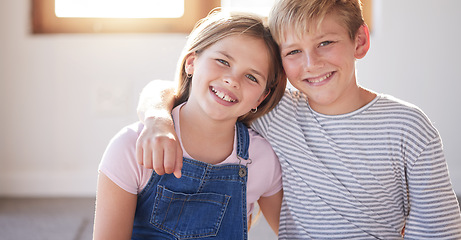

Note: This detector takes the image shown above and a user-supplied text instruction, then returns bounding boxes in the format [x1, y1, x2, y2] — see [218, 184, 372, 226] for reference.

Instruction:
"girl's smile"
[210, 86, 238, 105]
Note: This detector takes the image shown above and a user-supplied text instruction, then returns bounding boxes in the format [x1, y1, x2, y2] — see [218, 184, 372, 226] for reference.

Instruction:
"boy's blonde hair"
[174, 9, 286, 126]
[269, 0, 365, 44]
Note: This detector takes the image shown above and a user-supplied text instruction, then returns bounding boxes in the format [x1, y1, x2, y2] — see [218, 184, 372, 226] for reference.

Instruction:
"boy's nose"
[304, 51, 323, 70]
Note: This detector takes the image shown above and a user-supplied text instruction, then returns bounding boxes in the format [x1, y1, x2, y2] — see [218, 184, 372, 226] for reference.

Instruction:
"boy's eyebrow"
[217, 51, 267, 80]
[280, 42, 297, 50]
[280, 32, 340, 49]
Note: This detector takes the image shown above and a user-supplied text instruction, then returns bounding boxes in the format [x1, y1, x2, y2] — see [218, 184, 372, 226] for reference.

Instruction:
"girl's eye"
[217, 59, 230, 66]
[286, 50, 301, 56]
[245, 74, 258, 82]
[319, 41, 333, 47]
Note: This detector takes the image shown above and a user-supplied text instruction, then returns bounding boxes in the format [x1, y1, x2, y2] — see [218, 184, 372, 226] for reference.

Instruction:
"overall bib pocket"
[150, 185, 231, 239]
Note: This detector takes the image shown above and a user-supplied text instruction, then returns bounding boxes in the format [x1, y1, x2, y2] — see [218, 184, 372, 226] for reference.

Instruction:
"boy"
[136, 0, 461, 239]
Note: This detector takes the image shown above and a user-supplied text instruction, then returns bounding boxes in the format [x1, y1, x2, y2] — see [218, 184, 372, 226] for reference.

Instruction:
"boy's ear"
[354, 24, 370, 59]
[185, 52, 196, 74]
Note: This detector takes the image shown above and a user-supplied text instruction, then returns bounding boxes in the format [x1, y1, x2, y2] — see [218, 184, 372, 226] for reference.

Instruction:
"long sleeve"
[404, 136, 461, 239]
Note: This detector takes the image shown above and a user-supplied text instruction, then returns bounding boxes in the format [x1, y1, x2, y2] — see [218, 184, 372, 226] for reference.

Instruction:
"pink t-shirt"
[99, 105, 283, 217]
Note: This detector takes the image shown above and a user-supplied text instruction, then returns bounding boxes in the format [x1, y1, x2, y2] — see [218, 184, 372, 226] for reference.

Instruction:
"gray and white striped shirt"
[252, 89, 461, 239]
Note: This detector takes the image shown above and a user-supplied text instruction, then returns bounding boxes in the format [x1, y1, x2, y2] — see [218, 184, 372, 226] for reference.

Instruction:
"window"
[362, 0, 373, 31]
[32, 0, 220, 33]
[32, 0, 372, 34]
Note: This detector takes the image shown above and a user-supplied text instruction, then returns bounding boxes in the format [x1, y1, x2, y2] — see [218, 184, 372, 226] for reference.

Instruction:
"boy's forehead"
[280, 14, 347, 43]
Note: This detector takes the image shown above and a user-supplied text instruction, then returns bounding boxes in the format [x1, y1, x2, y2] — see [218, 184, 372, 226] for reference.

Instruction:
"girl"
[93, 10, 286, 240]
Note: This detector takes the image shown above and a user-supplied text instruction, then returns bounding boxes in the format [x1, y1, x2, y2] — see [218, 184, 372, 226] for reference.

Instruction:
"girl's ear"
[354, 24, 370, 59]
[185, 52, 196, 74]
[254, 89, 271, 108]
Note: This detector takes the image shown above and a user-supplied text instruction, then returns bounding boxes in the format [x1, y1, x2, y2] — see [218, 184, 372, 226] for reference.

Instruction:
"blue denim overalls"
[132, 121, 250, 239]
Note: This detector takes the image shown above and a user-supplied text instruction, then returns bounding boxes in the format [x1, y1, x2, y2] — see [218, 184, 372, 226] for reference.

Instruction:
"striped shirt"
[252, 89, 461, 239]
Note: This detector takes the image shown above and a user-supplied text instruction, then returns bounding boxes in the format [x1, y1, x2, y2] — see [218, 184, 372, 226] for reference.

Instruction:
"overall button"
[239, 168, 247, 177]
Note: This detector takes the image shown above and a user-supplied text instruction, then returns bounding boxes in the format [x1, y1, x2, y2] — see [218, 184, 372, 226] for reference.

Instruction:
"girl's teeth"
[308, 72, 332, 83]
[212, 88, 236, 102]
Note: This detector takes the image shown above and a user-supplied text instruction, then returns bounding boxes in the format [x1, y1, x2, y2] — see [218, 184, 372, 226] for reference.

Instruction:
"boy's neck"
[309, 86, 376, 115]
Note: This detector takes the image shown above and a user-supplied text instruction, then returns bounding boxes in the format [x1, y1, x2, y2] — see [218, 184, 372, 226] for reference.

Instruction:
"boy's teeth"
[308, 72, 332, 83]
[212, 88, 236, 102]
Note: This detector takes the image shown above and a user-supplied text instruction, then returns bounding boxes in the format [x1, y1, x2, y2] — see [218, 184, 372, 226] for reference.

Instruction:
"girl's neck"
[178, 103, 236, 164]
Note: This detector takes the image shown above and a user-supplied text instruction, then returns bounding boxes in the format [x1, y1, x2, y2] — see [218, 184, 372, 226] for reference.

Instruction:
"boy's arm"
[404, 137, 461, 238]
[136, 80, 183, 178]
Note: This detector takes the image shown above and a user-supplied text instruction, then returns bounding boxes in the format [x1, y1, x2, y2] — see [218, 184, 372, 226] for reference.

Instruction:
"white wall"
[0, 0, 460, 197]
[357, 0, 461, 194]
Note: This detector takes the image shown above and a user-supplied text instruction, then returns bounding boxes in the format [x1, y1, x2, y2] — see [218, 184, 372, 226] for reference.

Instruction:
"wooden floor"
[0, 197, 277, 240]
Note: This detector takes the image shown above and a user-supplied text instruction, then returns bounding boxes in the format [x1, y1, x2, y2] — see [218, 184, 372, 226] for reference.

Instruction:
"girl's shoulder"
[247, 128, 272, 149]
[99, 121, 151, 195]
[246, 128, 282, 198]
[247, 128, 279, 164]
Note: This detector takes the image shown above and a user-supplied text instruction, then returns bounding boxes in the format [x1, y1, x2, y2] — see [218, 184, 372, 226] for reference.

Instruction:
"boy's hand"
[136, 115, 183, 178]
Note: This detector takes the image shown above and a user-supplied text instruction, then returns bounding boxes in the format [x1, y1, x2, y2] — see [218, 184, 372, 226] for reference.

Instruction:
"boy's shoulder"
[374, 93, 438, 136]
[376, 93, 424, 115]
[274, 88, 308, 110]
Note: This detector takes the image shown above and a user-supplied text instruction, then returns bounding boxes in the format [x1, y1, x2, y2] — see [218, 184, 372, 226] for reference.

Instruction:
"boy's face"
[279, 14, 369, 114]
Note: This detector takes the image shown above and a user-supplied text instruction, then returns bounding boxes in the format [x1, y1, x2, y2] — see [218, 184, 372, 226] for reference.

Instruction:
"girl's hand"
[136, 115, 183, 178]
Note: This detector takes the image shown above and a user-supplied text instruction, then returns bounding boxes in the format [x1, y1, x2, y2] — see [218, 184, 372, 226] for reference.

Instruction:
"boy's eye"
[217, 59, 230, 66]
[319, 41, 333, 47]
[286, 50, 301, 56]
[245, 74, 258, 82]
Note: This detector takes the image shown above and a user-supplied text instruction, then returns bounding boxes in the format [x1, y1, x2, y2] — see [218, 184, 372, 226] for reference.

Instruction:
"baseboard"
[0, 170, 97, 197]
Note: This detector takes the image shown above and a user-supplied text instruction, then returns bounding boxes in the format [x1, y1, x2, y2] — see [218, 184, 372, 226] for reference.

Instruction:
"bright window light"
[55, 0, 184, 18]
[221, 0, 276, 16]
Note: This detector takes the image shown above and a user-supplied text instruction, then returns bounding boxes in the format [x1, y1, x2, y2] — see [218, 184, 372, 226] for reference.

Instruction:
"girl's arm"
[257, 189, 283, 235]
[136, 79, 183, 178]
[93, 173, 137, 240]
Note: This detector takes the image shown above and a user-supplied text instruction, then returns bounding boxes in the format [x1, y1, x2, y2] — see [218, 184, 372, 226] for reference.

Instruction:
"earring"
[251, 107, 258, 113]
[187, 73, 193, 79]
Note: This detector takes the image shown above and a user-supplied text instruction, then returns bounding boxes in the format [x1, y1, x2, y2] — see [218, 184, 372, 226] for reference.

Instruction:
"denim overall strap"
[235, 121, 249, 160]
[132, 121, 250, 240]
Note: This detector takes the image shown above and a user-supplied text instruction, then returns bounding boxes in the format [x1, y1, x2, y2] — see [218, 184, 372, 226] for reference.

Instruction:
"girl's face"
[185, 35, 270, 122]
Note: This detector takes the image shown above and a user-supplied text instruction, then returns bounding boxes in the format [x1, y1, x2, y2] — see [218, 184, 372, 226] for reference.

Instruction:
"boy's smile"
[280, 13, 372, 115]
[304, 71, 334, 84]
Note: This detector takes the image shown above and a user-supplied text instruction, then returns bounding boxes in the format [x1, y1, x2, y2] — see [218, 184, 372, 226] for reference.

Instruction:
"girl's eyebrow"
[217, 51, 234, 61]
[250, 69, 267, 81]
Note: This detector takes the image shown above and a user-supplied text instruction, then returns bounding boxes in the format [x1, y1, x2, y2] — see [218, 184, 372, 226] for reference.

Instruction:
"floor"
[3, 197, 459, 240]
[0, 197, 276, 240]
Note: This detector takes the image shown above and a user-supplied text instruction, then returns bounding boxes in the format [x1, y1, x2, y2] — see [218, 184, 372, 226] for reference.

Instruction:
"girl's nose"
[223, 75, 240, 89]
